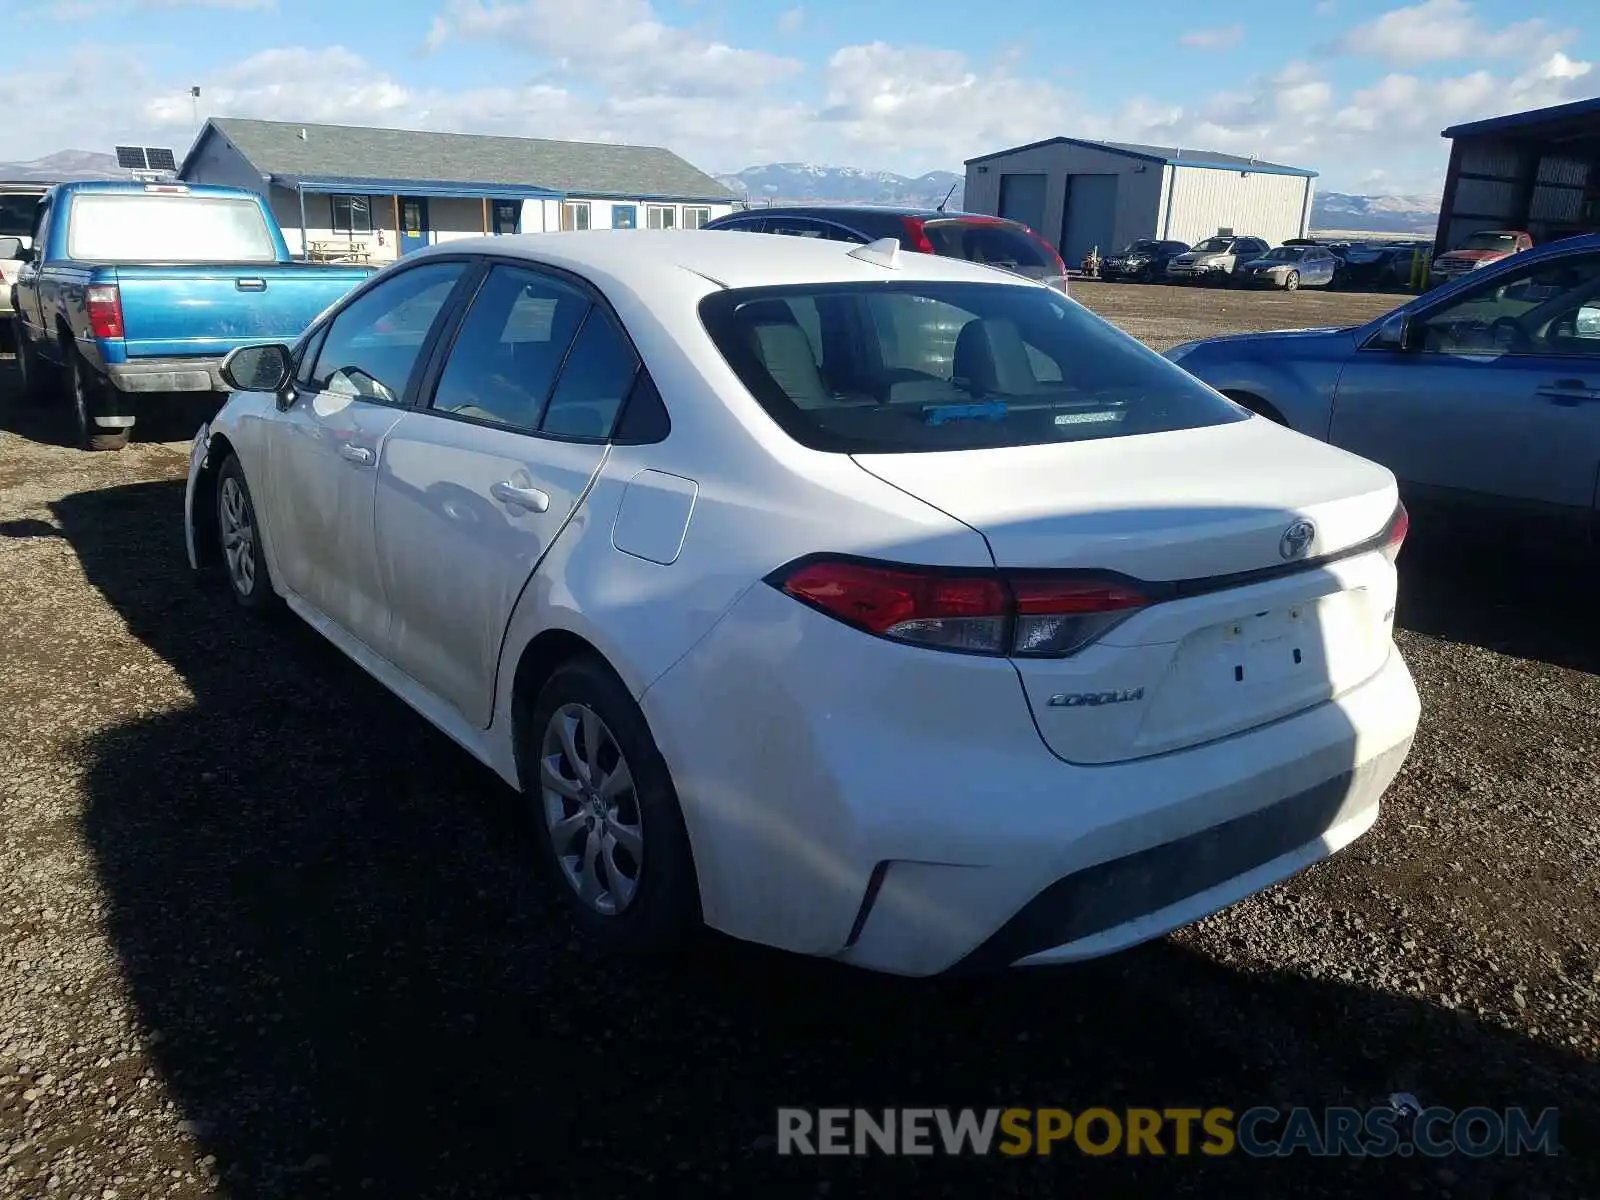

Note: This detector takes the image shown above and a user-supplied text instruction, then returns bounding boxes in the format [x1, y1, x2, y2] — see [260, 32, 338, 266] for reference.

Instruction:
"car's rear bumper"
[642, 583, 1420, 977]
[105, 357, 227, 393]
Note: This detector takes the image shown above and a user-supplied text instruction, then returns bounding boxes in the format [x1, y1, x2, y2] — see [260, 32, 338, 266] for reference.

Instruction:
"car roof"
[720, 205, 1012, 222]
[403, 229, 1042, 292]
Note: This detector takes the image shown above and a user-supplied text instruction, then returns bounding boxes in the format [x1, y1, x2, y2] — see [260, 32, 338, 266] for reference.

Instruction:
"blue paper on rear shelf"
[924, 401, 1007, 426]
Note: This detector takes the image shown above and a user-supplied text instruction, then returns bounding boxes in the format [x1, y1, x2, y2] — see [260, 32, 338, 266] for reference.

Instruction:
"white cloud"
[1336, 0, 1571, 66]
[778, 6, 804, 34]
[1333, 50, 1593, 135]
[424, 0, 803, 97]
[1180, 26, 1243, 50]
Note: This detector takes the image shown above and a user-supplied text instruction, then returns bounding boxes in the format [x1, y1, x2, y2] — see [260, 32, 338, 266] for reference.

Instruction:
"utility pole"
[190, 86, 200, 126]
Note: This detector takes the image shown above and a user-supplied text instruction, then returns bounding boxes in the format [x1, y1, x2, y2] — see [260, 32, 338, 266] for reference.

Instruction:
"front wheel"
[70, 352, 128, 451]
[526, 657, 700, 954]
[1283, 270, 1300, 292]
[216, 454, 278, 611]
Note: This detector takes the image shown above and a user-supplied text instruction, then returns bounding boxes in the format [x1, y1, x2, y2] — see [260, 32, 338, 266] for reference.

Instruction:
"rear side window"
[0, 194, 39, 238]
[65, 193, 278, 263]
[922, 221, 1054, 272]
[700, 282, 1246, 453]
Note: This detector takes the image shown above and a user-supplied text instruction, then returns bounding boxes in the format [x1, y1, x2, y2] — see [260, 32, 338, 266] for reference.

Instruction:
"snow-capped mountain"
[714, 163, 966, 209]
[1309, 192, 1440, 236]
[713, 163, 1441, 236]
[0, 150, 122, 182]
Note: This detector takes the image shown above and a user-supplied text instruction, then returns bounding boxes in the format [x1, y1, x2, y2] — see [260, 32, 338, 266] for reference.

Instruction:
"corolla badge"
[1279, 518, 1316, 560]
[1047, 688, 1145, 708]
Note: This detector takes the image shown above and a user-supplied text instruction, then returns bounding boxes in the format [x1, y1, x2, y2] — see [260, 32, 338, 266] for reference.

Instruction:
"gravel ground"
[1, 284, 1597, 1199]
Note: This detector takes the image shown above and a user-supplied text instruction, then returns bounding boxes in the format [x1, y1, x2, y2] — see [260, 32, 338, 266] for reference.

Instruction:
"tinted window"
[922, 220, 1053, 274]
[1418, 253, 1600, 358]
[0, 193, 39, 238]
[766, 217, 829, 239]
[1192, 237, 1232, 253]
[66, 193, 278, 263]
[431, 265, 589, 432]
[700, 282, 1246, 453]
[309, 262, 466, 402]
[1261, 248, 1306, 261]
[1121, 240, 1162, 254]
[541, 310, 642, 438]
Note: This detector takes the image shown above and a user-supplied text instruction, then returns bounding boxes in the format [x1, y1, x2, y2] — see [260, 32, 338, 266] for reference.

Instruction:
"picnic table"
[306, 239, 373, 264]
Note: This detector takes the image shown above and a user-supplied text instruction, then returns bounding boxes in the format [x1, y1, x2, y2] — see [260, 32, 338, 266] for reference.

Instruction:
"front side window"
[307, 262, 467, 402]
[700, 281, 1247, 453]
[561, 202, 591, 232]
[1417, 253, 1600, 358]
[646, 205, 676, 230]
[66, 193, 278, 263]
[331, 195, 373, 235]
[430, 265, 591, 432]
[683, 206, 712, 229]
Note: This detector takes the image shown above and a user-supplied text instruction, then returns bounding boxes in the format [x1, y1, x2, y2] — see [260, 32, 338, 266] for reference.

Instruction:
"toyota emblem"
[1279, 519, 1316, 561]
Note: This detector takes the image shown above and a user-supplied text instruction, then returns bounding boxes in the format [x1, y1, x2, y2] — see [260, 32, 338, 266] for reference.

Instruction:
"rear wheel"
[15, 329, 51, 403]
[69, 352, 128, 451]
[1283, 270, 1300, 292]
[526, 657, 700, 954]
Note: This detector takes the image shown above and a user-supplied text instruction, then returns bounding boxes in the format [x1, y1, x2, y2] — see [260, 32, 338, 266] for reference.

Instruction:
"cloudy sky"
[3, 0, 1595, 195]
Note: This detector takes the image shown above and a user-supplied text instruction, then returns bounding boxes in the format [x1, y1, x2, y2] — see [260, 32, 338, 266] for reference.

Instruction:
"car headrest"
[952, 317, 1037, 397]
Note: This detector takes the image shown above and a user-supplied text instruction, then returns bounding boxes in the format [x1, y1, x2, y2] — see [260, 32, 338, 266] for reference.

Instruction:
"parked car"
[1100, 239, 1190, 283]
[704, 205, 1070, 292]
[1164, 233, 1600, 556]
[0, 182, 50, 337]
[1429, 229, 1533, 288]
[184, 229, 1418, 977]
[12, 180, 375, 450]
[1165, 235, 1271, 283]
[1234, 245, 1340, 290]
[1336, 241, 1427, 291]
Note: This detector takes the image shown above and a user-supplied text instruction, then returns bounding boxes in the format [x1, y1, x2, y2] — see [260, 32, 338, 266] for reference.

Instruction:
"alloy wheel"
[540, 702, 644, 916]
[218, 475, 257, 597]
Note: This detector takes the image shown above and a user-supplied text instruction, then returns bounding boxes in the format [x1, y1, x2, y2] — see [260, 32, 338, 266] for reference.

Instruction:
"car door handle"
[1535, 380, 1600, 405]
[337, 442, 375, 465]
[490, 480, 551, 513]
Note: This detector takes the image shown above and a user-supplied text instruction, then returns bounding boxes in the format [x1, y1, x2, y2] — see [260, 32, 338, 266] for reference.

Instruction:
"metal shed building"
[1434, 96, 1600, 257]
[963, 138, 1317, 264]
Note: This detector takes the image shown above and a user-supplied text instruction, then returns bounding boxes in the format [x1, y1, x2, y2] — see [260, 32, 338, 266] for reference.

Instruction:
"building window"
[331, 195, 373, 235]
[682, 206, 712, 230]
[561, 201, 591, 231]
[492, 201, 519, 235]
[646, 205, 676, 230]
[612, 205, 638, 230]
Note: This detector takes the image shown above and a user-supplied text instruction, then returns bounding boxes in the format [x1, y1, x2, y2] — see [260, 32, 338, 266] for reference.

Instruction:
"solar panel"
[114, 146, 148, 169]
[144, 147, 177, 172]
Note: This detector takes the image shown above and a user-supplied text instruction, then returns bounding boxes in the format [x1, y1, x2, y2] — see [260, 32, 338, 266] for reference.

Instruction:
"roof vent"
[848, 237, 901, 269]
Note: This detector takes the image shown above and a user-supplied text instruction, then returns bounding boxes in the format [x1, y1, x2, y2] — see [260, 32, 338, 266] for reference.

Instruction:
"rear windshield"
[921, 220, 1054, 274]
[699, 281, 1247, 453]
[66, 193, 277, 263]
[0, 193, 40, 238]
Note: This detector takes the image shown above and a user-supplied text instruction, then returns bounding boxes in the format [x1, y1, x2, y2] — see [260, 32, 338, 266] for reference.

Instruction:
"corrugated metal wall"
[965, 142, 1313, 255]
[1163, 167, 1312, 246]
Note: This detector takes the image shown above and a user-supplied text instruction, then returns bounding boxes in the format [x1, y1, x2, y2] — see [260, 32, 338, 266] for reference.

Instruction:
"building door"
[399, 197, 429, 254]
[1059, 174, 1119, 265]
[997, 173, 1047, 233]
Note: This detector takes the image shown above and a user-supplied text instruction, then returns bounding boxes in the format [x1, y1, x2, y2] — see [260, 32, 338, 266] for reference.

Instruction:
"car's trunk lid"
[852, 420, 1400, 763]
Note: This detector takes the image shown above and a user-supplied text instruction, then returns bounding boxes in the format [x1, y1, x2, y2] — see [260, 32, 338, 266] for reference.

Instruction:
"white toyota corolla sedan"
[185, 230, 1420, 977]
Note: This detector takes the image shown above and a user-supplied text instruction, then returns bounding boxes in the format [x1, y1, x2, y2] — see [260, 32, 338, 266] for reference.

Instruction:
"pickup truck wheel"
[69, 352, 128, 451]
[15, 331, 52, 403]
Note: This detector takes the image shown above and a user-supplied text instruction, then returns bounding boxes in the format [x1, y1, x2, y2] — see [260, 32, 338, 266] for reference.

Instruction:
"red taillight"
[772, 558, 1148, 657]
[85, 284, 124, 339]
[1381, 502, 1409, 564]
[899, 216, 936, 255]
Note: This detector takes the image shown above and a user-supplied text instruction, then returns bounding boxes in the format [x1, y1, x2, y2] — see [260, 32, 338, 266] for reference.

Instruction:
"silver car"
[1166, 235, 1270, 283]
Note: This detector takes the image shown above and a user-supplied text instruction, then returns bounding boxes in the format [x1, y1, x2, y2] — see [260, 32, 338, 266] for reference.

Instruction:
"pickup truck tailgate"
[112, 265, 369, 358]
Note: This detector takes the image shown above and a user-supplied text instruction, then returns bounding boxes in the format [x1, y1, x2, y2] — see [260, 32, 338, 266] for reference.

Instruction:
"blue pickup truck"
[10, 180, 374, 449]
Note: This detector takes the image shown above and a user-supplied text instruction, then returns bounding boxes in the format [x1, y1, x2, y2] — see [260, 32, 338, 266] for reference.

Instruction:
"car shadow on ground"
[0, 368, 218, 449]
[52, 480, 1597, 1199]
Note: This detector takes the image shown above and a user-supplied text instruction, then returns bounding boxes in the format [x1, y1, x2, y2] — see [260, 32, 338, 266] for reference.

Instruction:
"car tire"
[525, 656, 700, 955]
[215, 454, 279, 611]
[1283, 270, 1300, 292]
[69, 351, 128, 451]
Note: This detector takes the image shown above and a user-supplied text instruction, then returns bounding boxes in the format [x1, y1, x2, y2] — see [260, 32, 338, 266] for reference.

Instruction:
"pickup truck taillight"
[85, 284, 125, 339]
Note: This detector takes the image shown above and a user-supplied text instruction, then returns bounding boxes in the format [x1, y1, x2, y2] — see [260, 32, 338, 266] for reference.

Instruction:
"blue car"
[1164, 233, 1600, 553]
[1233, 245, 1339, 291]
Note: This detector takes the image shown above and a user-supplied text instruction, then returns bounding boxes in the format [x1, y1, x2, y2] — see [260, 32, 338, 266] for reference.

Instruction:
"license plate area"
[1217, 604, 1324, 688]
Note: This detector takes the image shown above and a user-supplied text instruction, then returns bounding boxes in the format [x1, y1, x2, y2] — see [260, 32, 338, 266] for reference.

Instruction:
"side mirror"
[220, 343, 294, 394]
[0, 237, 23, 261]
[1370, 312, 1413, 352]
